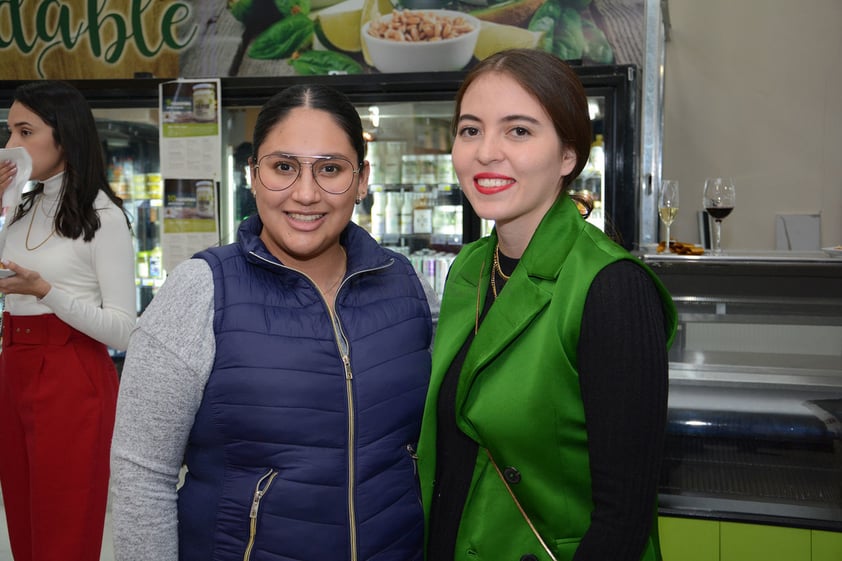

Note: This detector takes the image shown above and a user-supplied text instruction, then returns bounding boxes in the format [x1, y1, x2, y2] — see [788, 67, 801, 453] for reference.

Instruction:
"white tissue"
[0, 147, 32, 211]
[0, 147, 33, 258]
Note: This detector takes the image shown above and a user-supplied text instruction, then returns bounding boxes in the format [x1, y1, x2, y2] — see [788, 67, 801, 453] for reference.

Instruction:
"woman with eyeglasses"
[110, 84, 437, 561]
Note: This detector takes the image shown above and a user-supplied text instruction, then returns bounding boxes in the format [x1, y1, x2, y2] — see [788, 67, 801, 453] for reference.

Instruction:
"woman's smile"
[286, 211, 327, 224]
[473, 173, 515, 195]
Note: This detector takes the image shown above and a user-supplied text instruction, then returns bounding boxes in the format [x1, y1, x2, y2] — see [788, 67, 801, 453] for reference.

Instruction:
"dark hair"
[11, 80, 129, 240]
[452, 49, 593, 194]
[252, 84, 366, 165]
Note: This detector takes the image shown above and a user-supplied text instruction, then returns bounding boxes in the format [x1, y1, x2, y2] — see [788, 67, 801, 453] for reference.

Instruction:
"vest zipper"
[243, 469, 279, 561]
[248, 251, 396, 561]
[343, 353, 358, 561]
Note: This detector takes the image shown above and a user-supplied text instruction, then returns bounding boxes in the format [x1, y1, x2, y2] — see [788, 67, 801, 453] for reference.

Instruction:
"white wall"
[661, 0, 842, 250]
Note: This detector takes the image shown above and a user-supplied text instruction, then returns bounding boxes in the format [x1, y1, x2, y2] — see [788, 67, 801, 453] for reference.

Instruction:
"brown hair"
[10, 80, 130, 239]
[452, 49, 593, 201]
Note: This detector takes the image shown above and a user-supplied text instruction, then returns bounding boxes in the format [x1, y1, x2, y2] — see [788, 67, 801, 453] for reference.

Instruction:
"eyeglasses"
[254, 153, 361, 195]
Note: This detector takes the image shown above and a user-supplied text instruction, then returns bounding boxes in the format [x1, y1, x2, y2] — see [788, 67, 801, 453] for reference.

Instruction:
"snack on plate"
[367, 10, 475, 42]
[657, 240, 705, 255]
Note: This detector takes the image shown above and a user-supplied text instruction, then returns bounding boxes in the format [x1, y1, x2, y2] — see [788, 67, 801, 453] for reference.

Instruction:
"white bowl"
[362, 10, 480, 73]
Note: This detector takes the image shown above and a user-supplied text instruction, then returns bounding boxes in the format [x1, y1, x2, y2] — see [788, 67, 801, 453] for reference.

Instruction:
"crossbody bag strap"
[485, 448, 559, 561]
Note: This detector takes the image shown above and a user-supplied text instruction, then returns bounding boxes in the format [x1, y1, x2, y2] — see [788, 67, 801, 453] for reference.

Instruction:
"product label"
[413, 208, 432, 234]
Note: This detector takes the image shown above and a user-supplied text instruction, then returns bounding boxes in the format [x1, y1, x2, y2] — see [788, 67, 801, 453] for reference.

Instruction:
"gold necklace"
[494, 244, 511, 280]
[25, 197, 56, 251]
[322, 246, 347, 296]
[476, 245, 514, 333]
[491, 244, 512, 299]
[324, 269, 344, 295]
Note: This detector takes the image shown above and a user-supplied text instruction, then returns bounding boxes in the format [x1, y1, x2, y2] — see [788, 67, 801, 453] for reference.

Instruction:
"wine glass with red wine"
[703, 177, 736, 253]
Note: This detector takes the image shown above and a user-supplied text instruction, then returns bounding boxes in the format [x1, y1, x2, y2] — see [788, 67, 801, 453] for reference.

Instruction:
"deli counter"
[641, 251, 842, 532]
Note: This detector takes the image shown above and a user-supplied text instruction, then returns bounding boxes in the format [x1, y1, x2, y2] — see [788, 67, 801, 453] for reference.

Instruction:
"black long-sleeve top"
[428, 257, 670, 561]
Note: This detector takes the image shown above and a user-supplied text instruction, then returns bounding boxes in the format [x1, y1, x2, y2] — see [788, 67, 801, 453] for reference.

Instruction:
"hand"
[0, 260, 52, 299]
[0, 160, 17, 193]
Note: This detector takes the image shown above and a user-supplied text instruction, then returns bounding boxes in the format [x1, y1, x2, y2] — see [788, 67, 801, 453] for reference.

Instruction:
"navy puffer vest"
[179, 216, 432, 561]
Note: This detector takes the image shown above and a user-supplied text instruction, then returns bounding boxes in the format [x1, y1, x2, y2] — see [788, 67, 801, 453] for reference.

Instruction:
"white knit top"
[2, 173, 137, 350]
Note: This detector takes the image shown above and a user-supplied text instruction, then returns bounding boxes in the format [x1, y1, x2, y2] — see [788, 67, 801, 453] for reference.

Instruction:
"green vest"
[417, 197, 677, 561]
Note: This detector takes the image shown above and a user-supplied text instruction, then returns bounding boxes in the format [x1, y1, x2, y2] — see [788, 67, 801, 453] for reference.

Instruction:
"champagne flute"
[703, 177, 736, 253]
[658, 180, 679, 249]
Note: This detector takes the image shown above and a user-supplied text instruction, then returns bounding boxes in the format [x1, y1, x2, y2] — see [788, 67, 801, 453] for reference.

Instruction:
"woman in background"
[417, 49, 677, 561]
[0, 80, 136, 561]
[111, 84, 435, 561]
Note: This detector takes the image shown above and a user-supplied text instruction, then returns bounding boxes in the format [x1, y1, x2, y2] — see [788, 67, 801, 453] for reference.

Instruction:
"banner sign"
[158, 78, 222, 272]
[0, 0, 645, 79]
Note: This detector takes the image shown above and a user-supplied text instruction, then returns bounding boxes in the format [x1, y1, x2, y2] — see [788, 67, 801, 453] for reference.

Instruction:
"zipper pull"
[343, 354, 353, 380]
[250, 470, 278, 519]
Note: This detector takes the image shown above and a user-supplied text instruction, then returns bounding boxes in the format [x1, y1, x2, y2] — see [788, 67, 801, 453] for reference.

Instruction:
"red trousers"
[0, 313, 118, 561]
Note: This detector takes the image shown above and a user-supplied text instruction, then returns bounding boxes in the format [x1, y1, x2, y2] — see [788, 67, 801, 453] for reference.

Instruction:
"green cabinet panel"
[720, 522, 810, 561]
[812, 530, 842, 561]
[659, 517, 719, 561]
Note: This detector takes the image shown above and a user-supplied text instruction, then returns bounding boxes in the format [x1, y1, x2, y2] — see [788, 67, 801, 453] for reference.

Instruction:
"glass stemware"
[703, 177, 736, 253]
[658, 180, 679, 249]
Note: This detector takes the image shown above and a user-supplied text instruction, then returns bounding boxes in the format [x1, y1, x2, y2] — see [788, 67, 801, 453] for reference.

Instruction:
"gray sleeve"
[110, 258, 216, 561]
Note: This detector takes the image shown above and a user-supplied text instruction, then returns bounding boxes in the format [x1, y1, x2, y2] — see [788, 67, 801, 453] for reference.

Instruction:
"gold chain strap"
[25, 196, 56, 251]
[485, 448, 559, 561]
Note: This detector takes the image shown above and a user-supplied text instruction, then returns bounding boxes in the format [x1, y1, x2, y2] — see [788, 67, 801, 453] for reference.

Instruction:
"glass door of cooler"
[354, 101, 461, 298]
[92, 108, 164, 314]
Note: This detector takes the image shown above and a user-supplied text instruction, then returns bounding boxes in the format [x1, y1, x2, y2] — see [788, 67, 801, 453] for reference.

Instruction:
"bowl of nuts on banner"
[362, 9, 480, 73]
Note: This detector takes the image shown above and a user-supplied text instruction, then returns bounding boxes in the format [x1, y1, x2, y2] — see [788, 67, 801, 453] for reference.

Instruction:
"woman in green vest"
[416, 48, 677, 561]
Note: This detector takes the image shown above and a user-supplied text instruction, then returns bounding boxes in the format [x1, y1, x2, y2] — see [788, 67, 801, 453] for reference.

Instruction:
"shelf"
[123, 197, 163, 206]
[136, 277, 164, 288]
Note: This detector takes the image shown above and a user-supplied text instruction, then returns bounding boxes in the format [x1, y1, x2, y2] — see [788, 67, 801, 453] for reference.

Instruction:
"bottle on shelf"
[408, 249, 456, 299]
[370, 189, 386, 241]
[368, 141, 384, 185]
[136, 250, 150, 279]
[436, 154, 456, 185]
[418, 118, 435, 152]
[382, 141, 404, 184]
[148, 246, 163, 279]
[146, 173, 163, 200]
[401, 154, 419, 185]
[412, 187, 433, 236]
[385, 191, 400, 235]
[399, 190, 413, 235]
[432, 185, 462, 246]
[418, 155, 437, 184]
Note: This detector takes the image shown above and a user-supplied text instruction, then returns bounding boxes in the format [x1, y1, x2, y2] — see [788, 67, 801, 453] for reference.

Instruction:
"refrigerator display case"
[642, 251, 842, 531]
